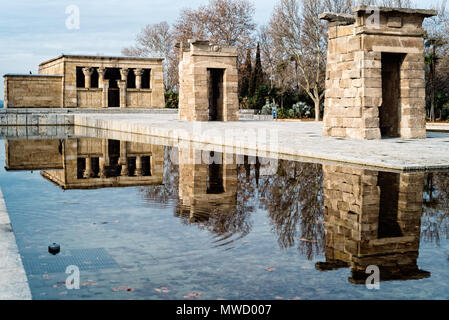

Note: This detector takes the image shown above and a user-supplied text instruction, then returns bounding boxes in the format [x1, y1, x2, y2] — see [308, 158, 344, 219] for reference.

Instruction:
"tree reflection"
[139, 146, 179, 207]
[259, 160, 324, 260]
[422, 172, 449, 245]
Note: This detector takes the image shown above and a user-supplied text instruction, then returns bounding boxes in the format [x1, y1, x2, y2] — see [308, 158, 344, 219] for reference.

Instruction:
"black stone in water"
[48, 243, 60, 255]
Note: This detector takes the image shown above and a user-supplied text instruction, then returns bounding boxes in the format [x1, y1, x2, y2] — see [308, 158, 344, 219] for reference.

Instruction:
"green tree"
[240, 48, 252, 98]
[250, 42, 263, 96]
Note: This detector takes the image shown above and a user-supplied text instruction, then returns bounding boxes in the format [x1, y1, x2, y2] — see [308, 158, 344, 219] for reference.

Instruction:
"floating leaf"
[265, 267, 276, 272]
[184, 292, 202, 299]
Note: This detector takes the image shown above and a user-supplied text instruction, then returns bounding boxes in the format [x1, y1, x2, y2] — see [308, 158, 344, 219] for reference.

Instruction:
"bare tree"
[123, 0, 256, 92]
[173, 0, 256, 61]
[269, 0, 329, 121]
[122, 22, 178, 91]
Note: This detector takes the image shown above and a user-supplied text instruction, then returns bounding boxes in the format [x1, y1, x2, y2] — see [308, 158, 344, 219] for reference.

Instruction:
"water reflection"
[259, 161, 324, 260]
[4, 137, 449, 285]
[176, 147, 256, 246]
[317, 165, 430, 283]
[5, 138, 164, 189]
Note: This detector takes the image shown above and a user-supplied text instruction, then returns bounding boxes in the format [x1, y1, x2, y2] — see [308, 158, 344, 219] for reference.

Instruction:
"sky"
[0, 0, 437, 100]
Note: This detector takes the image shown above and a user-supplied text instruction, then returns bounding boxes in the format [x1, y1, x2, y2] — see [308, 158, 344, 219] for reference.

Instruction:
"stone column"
[83, 157, 92, 178]
[119, 141, 128, 176]
[82, 67, 93, 89]
[120, 68, 129, 84]
[98, 68, 106, 88]
[99, 157, 107, 178]
[118, 80, 127, 108]
[135, 156, 143, 176]
[102, 80, 109, 108]
[135, 68, 143, 89]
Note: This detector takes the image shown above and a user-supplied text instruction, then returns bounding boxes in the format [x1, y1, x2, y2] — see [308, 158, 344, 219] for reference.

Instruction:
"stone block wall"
[321, 7, 435, 139]
[3, 75, 63, 108]
[178, 40, 239, 121]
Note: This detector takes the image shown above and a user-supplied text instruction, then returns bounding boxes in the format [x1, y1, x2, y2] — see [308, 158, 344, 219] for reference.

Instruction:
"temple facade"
[3, 55, 165, 109]
[321, 7, 436, 139]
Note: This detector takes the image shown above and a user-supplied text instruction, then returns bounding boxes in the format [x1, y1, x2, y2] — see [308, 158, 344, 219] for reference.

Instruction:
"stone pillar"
[119, 141, 128, 176]
[135, 156, 143, 176]
[120, 68, 129, 84]
[102, 80, 109, 108]
[99, 157, 107, 178]
[82, 67, 93, 89]
[98, 68, 106, 88]
[83, 157, 92, 178]
[135, 68, 143, 90]
[117, 80, 127, 108]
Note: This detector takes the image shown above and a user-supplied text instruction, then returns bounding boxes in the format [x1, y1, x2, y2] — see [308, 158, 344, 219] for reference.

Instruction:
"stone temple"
[321, 6, 436, 140]
[3, 55, 165, 109]
[177, 40, 239, 121]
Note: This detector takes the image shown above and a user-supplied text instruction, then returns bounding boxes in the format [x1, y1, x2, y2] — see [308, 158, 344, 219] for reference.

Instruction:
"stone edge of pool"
[72, 114, 449, 172]
[0, 188, 32, 300]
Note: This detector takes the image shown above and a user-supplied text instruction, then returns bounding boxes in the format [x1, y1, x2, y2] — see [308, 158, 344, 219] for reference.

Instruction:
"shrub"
[165, 91, 179, 109]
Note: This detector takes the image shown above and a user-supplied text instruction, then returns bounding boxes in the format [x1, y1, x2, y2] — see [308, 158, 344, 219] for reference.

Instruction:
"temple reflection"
[316, 165, 430, 283]
[5, 138, 164, 189]
[176, 147, 237, 222]
[175, 147, 258, 243]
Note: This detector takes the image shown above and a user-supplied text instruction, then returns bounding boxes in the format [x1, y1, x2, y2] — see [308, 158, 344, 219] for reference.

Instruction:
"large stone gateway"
[177, 40, 239, 121]
[321, 6, 436, 140]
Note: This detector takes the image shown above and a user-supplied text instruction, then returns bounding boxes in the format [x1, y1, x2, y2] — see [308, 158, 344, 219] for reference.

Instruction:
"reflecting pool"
[0, 135, 448, 300]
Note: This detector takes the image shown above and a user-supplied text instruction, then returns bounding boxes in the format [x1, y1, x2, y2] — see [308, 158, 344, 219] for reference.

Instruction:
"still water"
[0, 136, 448, 300]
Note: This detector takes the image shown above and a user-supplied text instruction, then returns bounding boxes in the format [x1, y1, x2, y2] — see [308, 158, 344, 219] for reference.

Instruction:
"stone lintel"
[353, 6, 437, 18]
[319, 12, 356, 25]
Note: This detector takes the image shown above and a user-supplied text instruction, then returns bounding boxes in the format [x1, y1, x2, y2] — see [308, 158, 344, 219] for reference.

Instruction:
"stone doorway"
[380, 53, 406, 138]
[108, 89, 120, 108]
[105, 68, 121, 108]
[207, 68, 224, 121]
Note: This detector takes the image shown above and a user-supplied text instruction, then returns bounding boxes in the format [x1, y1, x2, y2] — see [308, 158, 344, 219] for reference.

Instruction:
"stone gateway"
[177, 40, 239, 122]
[321, 6, 437, 140]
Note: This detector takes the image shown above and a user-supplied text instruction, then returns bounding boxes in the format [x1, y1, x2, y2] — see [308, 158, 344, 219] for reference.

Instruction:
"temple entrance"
[108, 89, 120, 108]
[207, 69, 224, 121]
[380, 53, 405, 138]
[105, 68, 121, 108]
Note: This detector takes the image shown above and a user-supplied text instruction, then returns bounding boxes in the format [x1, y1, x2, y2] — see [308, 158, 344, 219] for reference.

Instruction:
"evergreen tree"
[240, 48, 252, 98]
[250, 42, 263, 97]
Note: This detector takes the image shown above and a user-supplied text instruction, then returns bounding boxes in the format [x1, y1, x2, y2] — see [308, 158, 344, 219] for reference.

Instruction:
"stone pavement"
[74, 113, 449, 171]
[0, 188, 31, 300]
